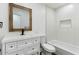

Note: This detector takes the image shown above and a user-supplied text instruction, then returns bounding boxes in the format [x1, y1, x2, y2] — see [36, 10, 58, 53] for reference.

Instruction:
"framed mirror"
[9, 3, 32, 32]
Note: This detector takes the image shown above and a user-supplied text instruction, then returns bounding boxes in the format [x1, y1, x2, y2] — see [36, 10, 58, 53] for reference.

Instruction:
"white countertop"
[2, 32, 45, 43]
[48, 40, 79, 55]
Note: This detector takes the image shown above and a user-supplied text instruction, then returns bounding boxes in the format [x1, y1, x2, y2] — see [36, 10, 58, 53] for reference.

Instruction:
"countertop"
[2, 32, 45, 43]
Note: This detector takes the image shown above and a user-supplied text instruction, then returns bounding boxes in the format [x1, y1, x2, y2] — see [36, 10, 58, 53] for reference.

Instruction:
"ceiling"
[45, 3, 69, 9]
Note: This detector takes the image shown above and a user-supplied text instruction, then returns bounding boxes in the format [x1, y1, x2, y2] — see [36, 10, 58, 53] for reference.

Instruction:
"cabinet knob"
[10, 46, 13, 48]
[16, 54, 19, 55]
[35, 40, 37, 42]
[25, 42, 27, 44]
[32, 48, 34, 50]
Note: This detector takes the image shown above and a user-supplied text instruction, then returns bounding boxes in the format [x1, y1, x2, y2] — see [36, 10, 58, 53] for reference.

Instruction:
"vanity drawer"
[6, 48, 28, 55]
[5, 41, 17, 53]
[29, 43, 40, 52]
[17, 40, 33, 50]
[6, 51, 18, 55]
[27, 44, 40, 55]
[18, 46, 40, 55]
[18, 39, 33, 46]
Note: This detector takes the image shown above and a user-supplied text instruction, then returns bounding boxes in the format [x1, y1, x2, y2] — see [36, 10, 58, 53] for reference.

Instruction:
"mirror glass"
[13, 7, 30, 29]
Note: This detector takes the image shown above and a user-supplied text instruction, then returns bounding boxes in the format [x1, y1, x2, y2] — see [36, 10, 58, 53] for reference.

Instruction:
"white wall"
[0, 3, 46, 38]
[0, 3, 9, 35]
[56, 4, 79, 47]
[46, 7, 56, 42]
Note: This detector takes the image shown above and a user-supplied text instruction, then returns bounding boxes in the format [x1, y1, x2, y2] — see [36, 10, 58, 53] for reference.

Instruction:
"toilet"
[40, 36, 56, 55]
[41, 43, 56, 55]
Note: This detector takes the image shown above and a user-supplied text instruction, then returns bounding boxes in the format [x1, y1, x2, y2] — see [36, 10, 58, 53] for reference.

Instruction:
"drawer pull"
[16, 54, 19, 55]
[32, 48, 34, 50]
[25, 42, 27, 44]
[35, 40, 37, 42]
[10, 46, 13, 48]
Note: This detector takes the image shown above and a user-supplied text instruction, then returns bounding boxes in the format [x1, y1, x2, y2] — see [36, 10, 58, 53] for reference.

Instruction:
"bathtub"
[48, 40, 79, 55]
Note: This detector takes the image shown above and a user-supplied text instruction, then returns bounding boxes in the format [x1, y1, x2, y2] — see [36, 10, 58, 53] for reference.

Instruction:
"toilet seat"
[42, 43, 56, 53]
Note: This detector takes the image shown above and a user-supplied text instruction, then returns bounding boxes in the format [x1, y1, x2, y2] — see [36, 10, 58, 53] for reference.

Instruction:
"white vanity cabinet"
[2, 35, 41, 55]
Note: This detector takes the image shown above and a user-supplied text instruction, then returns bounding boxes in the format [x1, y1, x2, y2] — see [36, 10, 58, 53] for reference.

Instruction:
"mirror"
[9, 3, 32, 32]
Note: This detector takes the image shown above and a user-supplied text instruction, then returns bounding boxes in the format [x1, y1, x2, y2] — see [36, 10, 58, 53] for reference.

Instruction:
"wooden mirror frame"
[9, 3, 32, 32]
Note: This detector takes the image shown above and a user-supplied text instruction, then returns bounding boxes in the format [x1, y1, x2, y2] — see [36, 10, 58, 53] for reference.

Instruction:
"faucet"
[21, 27, 27, 35]
[21, 29, 24, 35]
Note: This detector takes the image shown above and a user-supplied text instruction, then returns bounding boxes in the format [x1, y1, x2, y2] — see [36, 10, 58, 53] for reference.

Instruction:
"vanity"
[2, 32, 45, 55]
[0, 3, 46, 55]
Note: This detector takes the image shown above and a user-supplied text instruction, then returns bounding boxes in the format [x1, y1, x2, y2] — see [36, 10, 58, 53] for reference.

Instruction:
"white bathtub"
[48, 40, 79, 55]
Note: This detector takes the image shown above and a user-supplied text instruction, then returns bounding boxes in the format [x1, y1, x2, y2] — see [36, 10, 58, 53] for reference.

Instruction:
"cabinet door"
[5, 41, 18, 53]
[27, 43, 40, 55]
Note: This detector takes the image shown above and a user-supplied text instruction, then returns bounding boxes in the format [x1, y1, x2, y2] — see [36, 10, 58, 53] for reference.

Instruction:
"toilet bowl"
[42, 43, 56, 53]
[40, 36, 56, 54]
